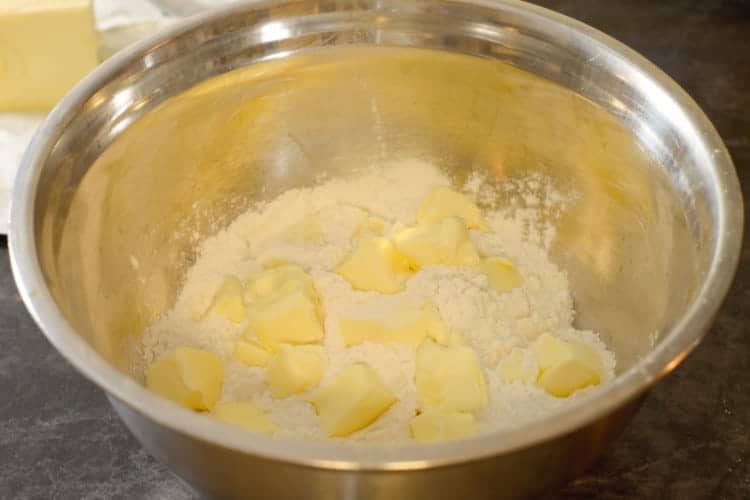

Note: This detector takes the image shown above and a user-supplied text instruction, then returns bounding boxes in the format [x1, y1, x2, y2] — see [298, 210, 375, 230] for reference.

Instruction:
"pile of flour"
[136, 160, 615, 443]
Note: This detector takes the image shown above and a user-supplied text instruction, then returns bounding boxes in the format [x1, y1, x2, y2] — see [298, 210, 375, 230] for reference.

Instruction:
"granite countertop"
[1, 1, 748, 498]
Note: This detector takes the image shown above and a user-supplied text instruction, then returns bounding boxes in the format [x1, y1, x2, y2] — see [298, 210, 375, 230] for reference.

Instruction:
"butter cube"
[480, 257, 524, 293]
[416, 340, 488, 412]
[0, 0, 99, 111]
[245, 264, 316, 303]
[310, 363, 397, 437]
[206, 276, 246, 324]
[410, 411, 477, 442]
[266, 346, 326, 398]
[394, 217, 480, 269]
[497, 348, 538, 384]
[146, 347, 224, 411]
[233, 339, 271, 368]
[339, 304, 447, 347]
[416, 187, 486, 230]
[250, 289, 324, 350]
[531, 334, 603, 397]
[211, 401, 278, 434]
[336, 236, 411, 293]
[244, 265, 323, 349]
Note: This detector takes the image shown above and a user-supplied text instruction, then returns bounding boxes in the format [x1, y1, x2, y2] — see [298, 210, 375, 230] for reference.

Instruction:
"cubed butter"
[416, 340, 488, 412]
[211, 401, 278, 434]
[336, 236, 411, 293]
[410, 411, 477, 442]
[233, 338, 271, 367]
[146, 347, 224, 411]
[394, 217, 480, 269]
[497, 347, 538, 384]
[206, 276, 246, 323]
[0, 0, 99, 111]
[310, 363, 397, 437]
[531, 334, 603, 397]
[339, 303, 448, 347]
[244, 265, 323, 349]
[250, 289, 324, 350]
[266, 346, 326, 398]
[480, 257, 524, 293]
[416, 187, 486, 230]
[245, 264, 316, 303]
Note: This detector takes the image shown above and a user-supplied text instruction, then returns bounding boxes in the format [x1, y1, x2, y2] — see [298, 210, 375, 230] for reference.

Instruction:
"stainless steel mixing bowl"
[9, 0, 743, 498]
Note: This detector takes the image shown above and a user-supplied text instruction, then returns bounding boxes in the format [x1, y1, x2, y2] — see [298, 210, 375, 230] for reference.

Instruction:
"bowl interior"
[45, 45, 697, 376]
[20, 1, 737, 453]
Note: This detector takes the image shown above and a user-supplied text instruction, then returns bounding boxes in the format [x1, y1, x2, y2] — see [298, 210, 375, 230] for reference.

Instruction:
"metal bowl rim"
[9, 0, 743, 469]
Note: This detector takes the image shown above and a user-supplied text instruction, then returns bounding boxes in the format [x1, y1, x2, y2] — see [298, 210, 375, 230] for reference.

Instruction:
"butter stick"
[0, 0, 99, 111]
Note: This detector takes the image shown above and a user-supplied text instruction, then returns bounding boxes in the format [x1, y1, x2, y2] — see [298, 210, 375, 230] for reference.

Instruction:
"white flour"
[137, 160, 616, 443]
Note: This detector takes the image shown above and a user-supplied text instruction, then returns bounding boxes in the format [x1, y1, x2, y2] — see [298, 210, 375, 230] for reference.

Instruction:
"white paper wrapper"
[0, 114, 45, 230]
[95, 0, 167, 30]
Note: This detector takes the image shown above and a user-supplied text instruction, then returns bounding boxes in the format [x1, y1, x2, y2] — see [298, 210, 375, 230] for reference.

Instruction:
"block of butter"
[245, 265, 324, 350]
[532, 334, 603, 397]
[394, 217, 480, 270]
[205, 276, 246, 324]
[146, 346, 224, 411]
[336, 236, 412, 294]
[232, 338, 271, 367]
[338, 303, 448, 347]
[211, 401, 278, 434]
[416, 340, 488, 413]
[266, 346, 327, 399]
[0, 0, 99, 111]
[410, 411, 477, 442]
[310, 363, 397, 437]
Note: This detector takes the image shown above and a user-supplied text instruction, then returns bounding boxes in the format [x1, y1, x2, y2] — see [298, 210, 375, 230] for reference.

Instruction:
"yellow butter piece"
[266, 346, 326, 398]
[146, 347, 224, 411]
[205, 276, 246, 324]
[339, 303, 448, 347]
[310, 363, 397, 437]
[336, 236, 411, 293]
[211, 401, 278, 434]
[416, 186, 486, 230]
[410, 411, 477, 442]
[497, 348, 538, 384]
[0, 0, 99, 111]
[245, 264, 316, 303]
[531, 334, 603, 397]
[250, 289, 324, 350]
[244, 266, 323, 350]
[232, 339, 271, 368]
[480, 257, 524, 293]
[394, 217, 480, 269]
[416, 340, 488, 412]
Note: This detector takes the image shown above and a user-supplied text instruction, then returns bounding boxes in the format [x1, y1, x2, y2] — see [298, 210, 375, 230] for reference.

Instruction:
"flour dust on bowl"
[9, 1, 742, 499]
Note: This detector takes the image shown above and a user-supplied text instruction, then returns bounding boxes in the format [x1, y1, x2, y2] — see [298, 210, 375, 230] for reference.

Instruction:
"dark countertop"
[1, 1, 748, 498]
